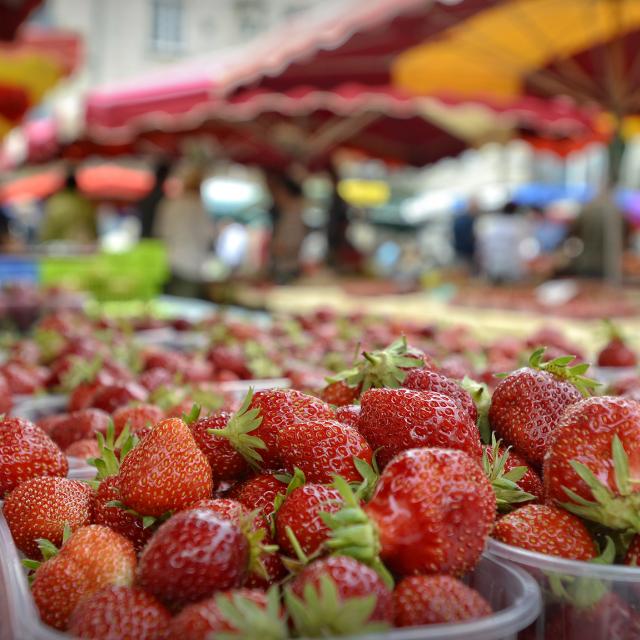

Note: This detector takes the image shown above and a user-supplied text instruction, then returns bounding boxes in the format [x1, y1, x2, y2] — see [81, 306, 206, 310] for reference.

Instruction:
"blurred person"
[265, 170, 306, 284]
[475, 201, 531, 283]
[39, 168, 97, 244]
[154, 166, 215, 298]
[137, 159, 171, 238]
[326, 165, 361, 272]
[452, 198, 480, 271]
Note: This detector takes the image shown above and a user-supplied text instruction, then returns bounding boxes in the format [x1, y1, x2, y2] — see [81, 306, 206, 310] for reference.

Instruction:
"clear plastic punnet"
[486, 538, 640, 640]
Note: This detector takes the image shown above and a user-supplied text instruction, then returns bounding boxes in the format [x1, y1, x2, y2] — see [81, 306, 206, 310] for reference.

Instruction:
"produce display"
[1, 301, 640, 639]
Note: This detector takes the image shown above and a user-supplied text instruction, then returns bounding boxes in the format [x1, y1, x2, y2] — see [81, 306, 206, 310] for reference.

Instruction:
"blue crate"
[0, 256, 39, 285]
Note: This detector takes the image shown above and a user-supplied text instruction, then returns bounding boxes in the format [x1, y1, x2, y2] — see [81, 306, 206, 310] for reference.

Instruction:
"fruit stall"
[0, 287, 639, 640]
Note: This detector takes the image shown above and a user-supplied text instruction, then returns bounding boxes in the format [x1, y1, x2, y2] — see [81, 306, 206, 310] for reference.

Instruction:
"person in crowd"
[154, 165, 215, 298]
[137, 159, 171, 239]
[452, 198, 480, 272]
[39, 168, 97, 243]
[265, 170, 307, 284]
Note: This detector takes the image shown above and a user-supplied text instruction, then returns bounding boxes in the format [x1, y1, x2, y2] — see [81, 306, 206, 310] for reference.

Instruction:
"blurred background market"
[1, 0, 640, 342]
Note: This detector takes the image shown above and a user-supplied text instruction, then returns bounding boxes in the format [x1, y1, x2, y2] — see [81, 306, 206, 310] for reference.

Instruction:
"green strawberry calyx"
[528, 348, 599, 397]
[320, 475, 393, 588]
[215, 587, 287, 640]
[560, 435, 640, 532]
[240, 509, 279, 581]
[22, 524, 73, 579]
[459, 376, 492, 444]
[59, 354, 103, 392]
[87, 420, 139, 488]
[326, 336, 423, 393]
[482, 434, 536, 512]
[208, 388, 265, 468]
[284, 574, 389, 638]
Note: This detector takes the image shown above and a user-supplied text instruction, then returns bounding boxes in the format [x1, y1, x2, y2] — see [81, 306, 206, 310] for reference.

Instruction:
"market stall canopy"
[0, 0, 42, 41]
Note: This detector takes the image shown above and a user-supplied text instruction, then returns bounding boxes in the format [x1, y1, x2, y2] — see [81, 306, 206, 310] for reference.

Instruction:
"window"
[151, 0, 183, 54]
[234, 0, 264, 36]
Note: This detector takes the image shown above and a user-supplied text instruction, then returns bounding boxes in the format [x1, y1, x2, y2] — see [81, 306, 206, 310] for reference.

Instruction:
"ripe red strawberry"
[2, 360, 47, 395]
[68, 586, 171, 640]
[321, 381, 361, 406]
[277, 419, 372, 483]
[49, 408, 110, 451]
[358, 388, 481, 468]
[142, 348, 189, 374]
[227, 472, 287, 528]
[112, 403, 164, 439]
[137, 509, 249, 606]
[625, 535, 640, 566]
[91, 382, 148, 414]
[68, 381, 102, 412]
[183, 497, 248, 521]
[118, 418, 213, 517]
[334, 404, 360, 429]
[65, 438, 100, 460]
[327, 448, 496, 578]
[32, 525, 136, 630]
[394, 575, 492, 626]
[290, 556, 393, 624]
[243, 389, 335, 468]
[489, 349, 591, 467]
[169, 589, 283, 640]
[597, 321, 637, 368]
[208, 344, 252, 379]
[275, 484, 343, 558]
[543, 396, 640, 532]
[403, 368, 477, 423]
[3, 476, 93, 557]
[138, 366, 174, 392]
[0, 417, 68, 495]
[492, 504, 596, 560]
[0, 371, 12, 415]
[37, 414, 67, 436]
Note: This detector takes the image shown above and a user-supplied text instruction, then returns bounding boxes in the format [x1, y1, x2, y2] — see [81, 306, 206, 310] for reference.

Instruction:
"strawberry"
[403, 367, 478, 422]
[334, 404, 360, 429]
[321, 380, 361, 406]
[31, 525, 136, 630]
[91, 382, 148, 414]
[1, 360, 47, 395]
[325, 448, 496, 578]
[169, 588, 285, 640]
[183, 497, 248, 521]
[393, 575, 492, 626]
[138, 366, 174, 392]
[288, 556, 393, 628]
[492, 504, 596, 560]
[227, 472, 287, 528]
[118, 418, 213, 517]
[597, 321, 637, 368]
[112, 403, 164, 439]
[276, 419, 372, 483]
[275, 484, 343, 558]
[489, 349, 593, 467]
[3, 476, 93, 557]
[68, 586, 171, 640]
[543, 396, 640, 532]
[0, 417, 68, 495]
[357, 388, 482, 468]
[65, 438, 100, 459]
[49, 408, 110, 450]
[68, 381, 102, 412]
[137, 509, 250, 606]
[625, 535, 640, 566]
[0, 371, 12, 414]
[142, 348, 189, 374]
[37, 414, 67, 436]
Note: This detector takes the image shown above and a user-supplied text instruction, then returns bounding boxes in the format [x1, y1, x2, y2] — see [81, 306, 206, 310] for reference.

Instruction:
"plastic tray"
[486, 538, 640, 639]
[0, 519, 540, 640]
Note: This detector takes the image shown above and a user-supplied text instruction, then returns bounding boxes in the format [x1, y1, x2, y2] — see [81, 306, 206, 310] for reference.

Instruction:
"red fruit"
[277, 419, 372, 483]
[543, 396, 640, 531]
[143, 348, 189, 374]
[118, 418, 212, 517]
[321, 381, 360, 406]
[394, 575, 492, 626]
[91, 382, 148, 414]
[291, 556, 393, 623]
[3, 476, 93, 557]
[32, 525, 136, 630]
[275, 484, 342, 557]
[92, 476, 153, 552]
[358, 388, 481, 469]
[0, 371, 12, 414]
[403, 368, 477, 423]
[138, 367, 174, 392]
[489, 350, 587, 467]
[625, 535, 640, 566]
[112, 403, 164, 438]
[37, 414, 67, 436]
[492, 504, 596, 560]
[0, 417, 68, 496]
[334, 404, 360, 429]
[228, 473, 287, 528]
[68, 381, 101, 412]
[183, 497, 247, 522]
[597, 322, 637, 368]
[169, 589, 275, 640]
[137, 509, 249, 606]
[65, 438, 100, 460]
[208, 344, 251, 379]
[2, 360, 46, 395]
[69, 586, 171, 640]
[483, 442, 543, 502]
[189, 413, 250, 484]
[247, 389, 335, 467]
[50, 408, 110, 451]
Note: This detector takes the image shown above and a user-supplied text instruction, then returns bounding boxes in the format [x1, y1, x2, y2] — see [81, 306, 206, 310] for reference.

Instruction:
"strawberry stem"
[528, 348, 599, 397]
